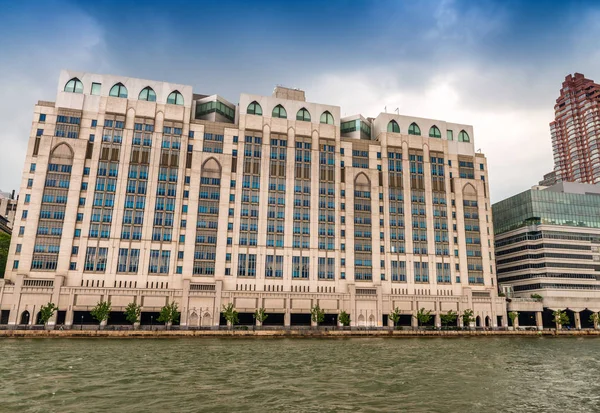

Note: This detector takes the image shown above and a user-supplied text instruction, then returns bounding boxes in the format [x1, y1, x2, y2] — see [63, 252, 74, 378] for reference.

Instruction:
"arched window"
[429, 125, 441, 138]
[272, 104, 287, 119]
[408, 122, 421, 136]
[320, 111, 334, 125]
[296, 108, 311, 122]
[167, 90, 184, 105]
[458, 130, 470, 142]
[109, 83, 128, 98]
[64, 78, 83, 94]
[387, 120, 400, 133]
[138, 86, 156, 102]
[247, 101, 262, 116]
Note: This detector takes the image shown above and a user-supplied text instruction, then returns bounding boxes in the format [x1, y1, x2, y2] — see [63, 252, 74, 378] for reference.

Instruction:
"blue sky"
[1, 0, 599, 201]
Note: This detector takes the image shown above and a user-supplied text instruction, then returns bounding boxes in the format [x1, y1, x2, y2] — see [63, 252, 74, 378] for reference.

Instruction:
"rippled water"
[1, 337, 600, 412]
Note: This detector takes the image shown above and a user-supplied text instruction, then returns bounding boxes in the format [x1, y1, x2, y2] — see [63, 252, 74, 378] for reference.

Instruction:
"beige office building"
[0, 70, 505, 328]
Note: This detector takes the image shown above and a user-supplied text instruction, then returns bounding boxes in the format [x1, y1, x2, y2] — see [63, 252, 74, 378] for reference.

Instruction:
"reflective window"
[139, 86, 156, 102]
[167, 90, 184, 105]
[429, 125, 441, 138]
[247, 101, 262, 116]
[272, 104, 287, 119]
[91, 82, 101, 95]
[320, 111, 334, 125]
[296, 108, 311, 122]
[109, 83, 128, 98]
[387, 120, 400, 133]
[458, 130, 470, 142]
[64, 78, 83, 94]
[408, 122, 421, 136]
[447, 130, 453, 141]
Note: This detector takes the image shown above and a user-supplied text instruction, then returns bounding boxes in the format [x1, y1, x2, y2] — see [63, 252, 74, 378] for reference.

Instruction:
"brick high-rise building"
[0, 70, 505, 328]
[550, 73, 600, 183]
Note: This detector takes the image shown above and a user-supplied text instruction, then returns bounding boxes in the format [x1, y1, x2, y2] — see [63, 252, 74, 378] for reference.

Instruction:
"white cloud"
[0, 3, 107, 192]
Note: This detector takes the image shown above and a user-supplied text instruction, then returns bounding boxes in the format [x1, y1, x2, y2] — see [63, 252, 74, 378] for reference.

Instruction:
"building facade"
[550, 73, 600, 184]
[0, 190, 17, 232]
[493, 182, 600, 329]
[0, 70, 504, 328]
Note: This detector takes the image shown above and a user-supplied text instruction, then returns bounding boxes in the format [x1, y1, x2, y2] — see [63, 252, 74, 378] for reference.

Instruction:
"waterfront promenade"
[1, 328, 599, 338]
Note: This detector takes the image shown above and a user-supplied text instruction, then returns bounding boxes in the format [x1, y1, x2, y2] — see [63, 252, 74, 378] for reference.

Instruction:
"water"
[1, 337, 600, 412]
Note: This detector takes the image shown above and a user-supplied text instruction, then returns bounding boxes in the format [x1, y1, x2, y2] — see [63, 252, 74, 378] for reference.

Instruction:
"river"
[1, 337, 599, 412]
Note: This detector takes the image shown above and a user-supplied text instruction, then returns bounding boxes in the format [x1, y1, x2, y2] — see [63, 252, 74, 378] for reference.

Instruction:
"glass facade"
[493, 187, 600, 234]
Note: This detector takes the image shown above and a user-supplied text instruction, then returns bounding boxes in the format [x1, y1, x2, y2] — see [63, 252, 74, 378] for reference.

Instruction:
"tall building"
[0, 70, 505, 328]
[493, 182, 600, 329]
[0, 190, 18, 231]
[550, 73, 600, 184]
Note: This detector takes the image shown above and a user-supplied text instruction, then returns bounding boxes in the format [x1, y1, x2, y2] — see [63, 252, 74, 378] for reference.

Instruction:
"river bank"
[1, 328, 600, 338]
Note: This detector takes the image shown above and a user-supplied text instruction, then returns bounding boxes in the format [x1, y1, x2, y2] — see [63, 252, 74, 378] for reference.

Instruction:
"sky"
[0, 0, 599, 202]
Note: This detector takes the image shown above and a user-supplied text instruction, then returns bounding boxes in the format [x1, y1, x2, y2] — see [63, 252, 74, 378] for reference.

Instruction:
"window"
[13, 260, 19, 269]
[296, 108, 311, 121]
[458, 130, 470, 142]
[39, 114, 46, 122]
[167, 90, 184, 105]
[408, 122, 421, 136]
[109, 83, 128, 98]
[429, 125, 441, 138]
[247, 101, 262, 116]
[387, 120, 400, 133]
[30, 163, 36, 172]
[27, 179, 33, 188]
[22, 210, 28, 219]
[320, 111, 334, 125]
[139, 86, 156, 102]
[19, 226, 25, 236]
[24, 194, 31, 203]
[74, 229, 81, 237]
[15, 244, 22, 253]
[91, 82, 101, 95]
[272, 104, 287, 119]
[69, 262, 77, 271]
[447, 130, 453, 140]
[64, 77, 83, 94]
[91, 120, 97, 128]
[36, 129, 43, 137]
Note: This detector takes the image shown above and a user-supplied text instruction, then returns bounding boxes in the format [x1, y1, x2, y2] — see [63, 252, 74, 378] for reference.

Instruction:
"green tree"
[440, 310, 458, 327]
[339, 310, 351, 327]
[158, 302, 180, 326]
[589, 312, 600, 329]
[124, 302, 141, 325]
[39, 302, 57, 325]
[462, 309, 475, 327]
[253, 308, 268, 325]
[0, 232, 10, 279]
[552, 310, 569, 330]
[415, 308, 432, 327]
[222, 303, 238, 329]
[311, 304, 325, 326]
[389, 307, 401, 328]
[508, 311, 519, 327]
[530, 294, 543, 302]
[90, 300, 111, 324]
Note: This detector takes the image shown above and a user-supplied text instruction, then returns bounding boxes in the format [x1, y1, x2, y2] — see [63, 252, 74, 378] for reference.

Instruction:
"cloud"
[0, 2, 107, 192]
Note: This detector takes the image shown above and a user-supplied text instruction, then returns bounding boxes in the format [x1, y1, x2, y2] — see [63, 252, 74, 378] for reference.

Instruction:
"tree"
[39, 302, 57, 325]
[311, 304, 325, 326]
[158, 302, 180, 326]
[462, 309, 475, 327]
[508, 311, 519, 327]
[339, 310, 351, 327]
[253, 308, 268, 326]
[389, 307, 401, 328]
[0, 232, 10, 279]
[124, 302, 141, 325]
[530, 294, 543, 302]
[552, 310, 569, 330]
[90, 300, 111, 324]
[222, 303, 238, 329]
[589, 312, 600, 329]
[415, 308, 432, 327]
[440, 310, 458, 327]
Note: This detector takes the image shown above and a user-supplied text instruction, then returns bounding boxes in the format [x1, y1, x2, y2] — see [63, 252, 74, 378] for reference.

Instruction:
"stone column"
[179, 279, 190, 328]
[512, 315, 519, 329]
[434, 313, 441, 328]
[411, 312, 418, 328]
[535, 312, 543, 330]
[575, 312, 581, 330]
